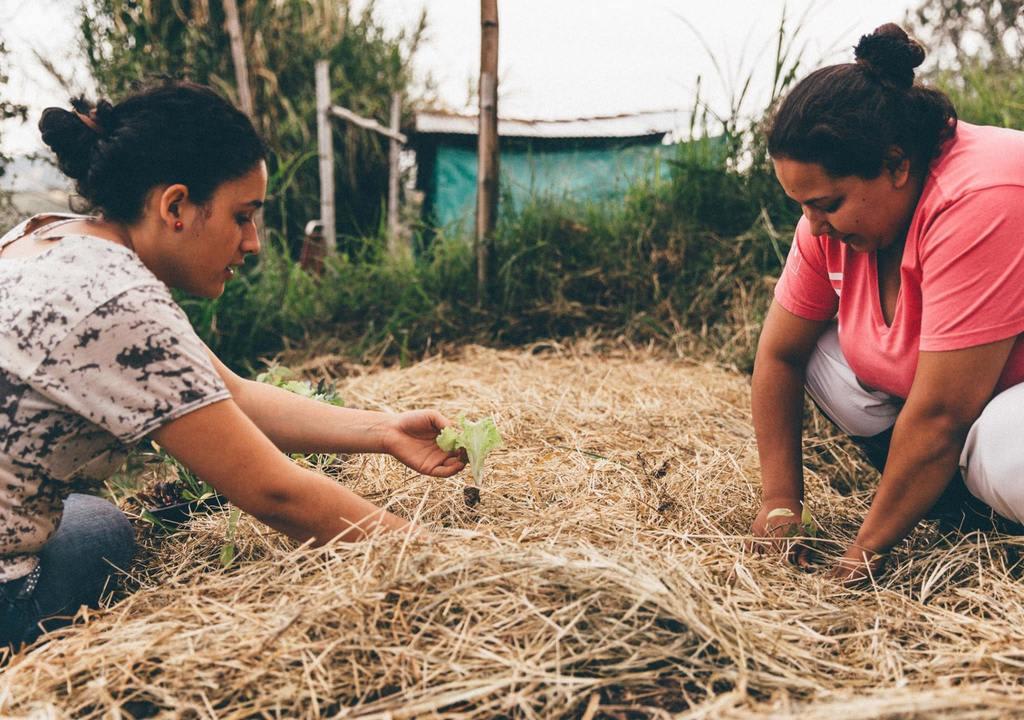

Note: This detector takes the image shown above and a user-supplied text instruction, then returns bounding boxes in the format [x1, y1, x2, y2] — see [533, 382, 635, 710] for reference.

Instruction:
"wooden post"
[222, 0, 254, 117]
[476, 0, 499, 303]
[315, 60, 336, 253]
[387, 91, 404, 258]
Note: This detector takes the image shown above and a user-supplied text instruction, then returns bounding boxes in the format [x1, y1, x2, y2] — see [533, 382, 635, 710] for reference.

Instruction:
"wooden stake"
[476, 0, 499, 303]
[222, 0, 254, 117]
[315, 60, 336, 253]
[387, 92, 405, 258]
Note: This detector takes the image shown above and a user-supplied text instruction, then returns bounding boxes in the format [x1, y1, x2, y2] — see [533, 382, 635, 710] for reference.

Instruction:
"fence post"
[315, 60, 336, 253]
[387, 91, 405, 258]
[476, 0, 499, 304]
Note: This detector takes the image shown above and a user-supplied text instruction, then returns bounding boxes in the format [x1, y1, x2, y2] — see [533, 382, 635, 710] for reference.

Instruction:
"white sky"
[1, 0, 920, 154]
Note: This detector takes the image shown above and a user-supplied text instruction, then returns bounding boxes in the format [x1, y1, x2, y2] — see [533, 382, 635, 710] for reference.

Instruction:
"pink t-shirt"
[775, 122, 1024, 399]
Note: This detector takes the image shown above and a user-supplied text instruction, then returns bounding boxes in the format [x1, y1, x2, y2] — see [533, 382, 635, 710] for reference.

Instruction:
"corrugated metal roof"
[415, 110, 682, 139]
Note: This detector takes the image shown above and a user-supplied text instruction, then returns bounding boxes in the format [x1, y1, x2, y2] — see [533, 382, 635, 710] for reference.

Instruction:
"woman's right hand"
[749, 303, 831, 570]
[748, 498, 814, 568]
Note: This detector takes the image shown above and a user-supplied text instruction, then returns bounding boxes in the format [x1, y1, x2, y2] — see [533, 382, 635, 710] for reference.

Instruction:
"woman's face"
[171, 162, 268, 298]
[772, 156, 918, 253]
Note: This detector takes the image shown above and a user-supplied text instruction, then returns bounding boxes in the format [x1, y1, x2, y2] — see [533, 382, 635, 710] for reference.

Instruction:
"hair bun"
[854, 23, 925, 89]
[38, 106, 98, 182]
[91, 99, 117, 134]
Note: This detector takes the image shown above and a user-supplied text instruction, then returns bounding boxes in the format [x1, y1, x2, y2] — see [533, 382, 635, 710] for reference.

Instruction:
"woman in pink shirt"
[750, 23, 1024, 581]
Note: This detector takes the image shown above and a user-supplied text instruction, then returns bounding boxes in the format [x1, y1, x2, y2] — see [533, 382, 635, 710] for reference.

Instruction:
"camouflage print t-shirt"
[0, 216, 230, 581]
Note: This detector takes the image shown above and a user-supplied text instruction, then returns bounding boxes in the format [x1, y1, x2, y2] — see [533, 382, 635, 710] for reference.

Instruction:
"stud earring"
[174, 220, 184, 232]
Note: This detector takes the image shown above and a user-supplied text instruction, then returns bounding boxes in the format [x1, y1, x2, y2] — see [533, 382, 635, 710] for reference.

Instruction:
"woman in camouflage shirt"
[0, 81, 465, 647]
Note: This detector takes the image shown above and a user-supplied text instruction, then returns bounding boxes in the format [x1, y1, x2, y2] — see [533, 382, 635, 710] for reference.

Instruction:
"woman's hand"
[827, 544, 887, 585]
[748, 498, 814, 568]
[383, 410, 467, 477]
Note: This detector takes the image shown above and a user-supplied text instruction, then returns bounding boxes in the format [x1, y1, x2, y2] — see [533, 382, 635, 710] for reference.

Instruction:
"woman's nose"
[242, 222, 261, 255]
[802, 205, 832, 237]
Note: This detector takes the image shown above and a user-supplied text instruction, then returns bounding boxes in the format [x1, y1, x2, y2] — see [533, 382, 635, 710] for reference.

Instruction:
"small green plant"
[219, 507, 242, 568]
[437, 415, 503, 508]
[766, 505, 818, 538]
[436, 416, 503, 485]
[139, 442, 218, 507]
[256, 366, 345, 406]
[135, 443, 221, 534]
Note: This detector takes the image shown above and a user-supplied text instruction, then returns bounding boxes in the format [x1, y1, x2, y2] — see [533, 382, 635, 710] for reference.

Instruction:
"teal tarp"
[427, 140, 668, 232]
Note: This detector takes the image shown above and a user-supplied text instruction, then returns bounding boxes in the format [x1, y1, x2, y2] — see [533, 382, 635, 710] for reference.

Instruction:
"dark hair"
[767, 23, 957, 179]
[39, 81, 267, 223]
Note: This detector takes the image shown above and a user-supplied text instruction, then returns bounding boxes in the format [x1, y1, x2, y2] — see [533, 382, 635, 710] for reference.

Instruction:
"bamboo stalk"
[315, 60, 336, 253]
[476, 0, 500, 304]
[222, 0, 254, 118]
[387, 92, 405, 258]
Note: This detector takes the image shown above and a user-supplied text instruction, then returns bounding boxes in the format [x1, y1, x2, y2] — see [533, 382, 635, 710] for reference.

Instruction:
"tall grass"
[932, 60, 1024, 129]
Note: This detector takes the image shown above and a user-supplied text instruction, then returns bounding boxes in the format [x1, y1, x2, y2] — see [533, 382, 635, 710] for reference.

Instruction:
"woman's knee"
[961, 386, 1024, 523]
[804, 325, 900, 437]
[40, 494, 136, 585]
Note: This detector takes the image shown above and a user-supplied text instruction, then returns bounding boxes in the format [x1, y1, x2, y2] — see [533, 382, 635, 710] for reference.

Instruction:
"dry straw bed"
[3, 343, 1024, 719]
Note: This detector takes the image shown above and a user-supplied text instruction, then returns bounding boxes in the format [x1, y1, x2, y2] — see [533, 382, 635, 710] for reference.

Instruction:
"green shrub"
[185, 138, 796, 373]
[80, 0, 422, 249]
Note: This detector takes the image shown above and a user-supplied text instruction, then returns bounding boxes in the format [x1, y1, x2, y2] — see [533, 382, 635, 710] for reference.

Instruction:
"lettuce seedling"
[766, 506, 817, 538]
[436, 415, 502, 485]
[256, 366, 344, 406]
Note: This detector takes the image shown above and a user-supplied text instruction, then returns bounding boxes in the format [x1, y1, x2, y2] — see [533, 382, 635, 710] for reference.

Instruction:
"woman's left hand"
[828, 544, 887, 585]
[383, 410, 466, 477]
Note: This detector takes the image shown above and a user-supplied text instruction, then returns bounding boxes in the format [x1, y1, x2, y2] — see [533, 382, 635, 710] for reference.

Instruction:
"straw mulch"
[2, 342, 1024, 719]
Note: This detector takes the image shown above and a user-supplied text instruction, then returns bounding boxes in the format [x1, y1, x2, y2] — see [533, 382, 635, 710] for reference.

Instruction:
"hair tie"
[75, 110, 103, 135]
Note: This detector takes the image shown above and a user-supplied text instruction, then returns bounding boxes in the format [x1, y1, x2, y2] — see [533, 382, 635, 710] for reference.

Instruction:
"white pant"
[805, 324, 1024, 524]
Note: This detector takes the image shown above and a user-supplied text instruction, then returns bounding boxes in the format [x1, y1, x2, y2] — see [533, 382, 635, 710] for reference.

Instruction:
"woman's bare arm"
[752, 302, 829, 505]
[150, 398, 414, 544]
[844, 337, 1015, 571]
[204, 350, 396, 453]
[203, 349, 464, 478]
[750, 301, 829, 552]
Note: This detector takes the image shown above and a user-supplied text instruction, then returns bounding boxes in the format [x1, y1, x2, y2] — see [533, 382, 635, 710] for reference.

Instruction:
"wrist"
[370, 414, 399, 454]
[846, 540, 886, 561]
[851, 525, 894, 556]
[760, 478, 804, 506]
[761, 495, 804, 507]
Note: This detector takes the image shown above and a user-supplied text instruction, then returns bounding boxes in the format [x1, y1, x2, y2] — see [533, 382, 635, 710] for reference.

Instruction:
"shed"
[412, 111, 680, 231]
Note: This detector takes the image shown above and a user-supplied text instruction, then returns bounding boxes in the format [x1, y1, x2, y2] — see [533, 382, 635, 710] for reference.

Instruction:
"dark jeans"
[0, 493, 136, 648]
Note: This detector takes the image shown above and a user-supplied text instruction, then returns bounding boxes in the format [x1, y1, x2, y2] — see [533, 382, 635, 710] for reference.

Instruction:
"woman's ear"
[157, 184, 191, 230]
[885, 147, 912, 189]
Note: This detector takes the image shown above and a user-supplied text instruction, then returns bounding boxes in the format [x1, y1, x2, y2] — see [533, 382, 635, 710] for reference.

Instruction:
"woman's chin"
[838, 234, 875, 252]
[182, 282, 225, 299]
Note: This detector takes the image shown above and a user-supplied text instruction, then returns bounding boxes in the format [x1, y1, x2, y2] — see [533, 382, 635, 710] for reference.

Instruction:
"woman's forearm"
[151, 399, 414, 545]
[853, 410, 966, 553]
[255, 467, 411, 544]
[233, 378, 394, 455]
[752, 352, 808, 502]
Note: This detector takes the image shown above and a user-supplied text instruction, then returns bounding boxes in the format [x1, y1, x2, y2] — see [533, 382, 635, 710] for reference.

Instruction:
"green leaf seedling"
[220, 507, 242, 568]
[766, 505, 818, 538]
[256, 366, 345, 406]
[436, 416, 502, 505]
